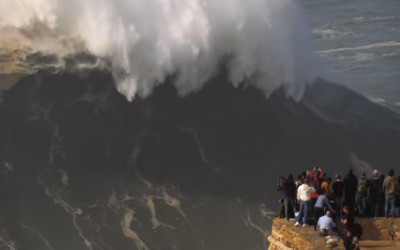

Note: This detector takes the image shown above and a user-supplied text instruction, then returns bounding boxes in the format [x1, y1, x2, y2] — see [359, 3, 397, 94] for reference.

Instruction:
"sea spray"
[0, 0, 318, 100]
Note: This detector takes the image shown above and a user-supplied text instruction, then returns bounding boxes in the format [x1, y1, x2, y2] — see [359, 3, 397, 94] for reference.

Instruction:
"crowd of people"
[277, 166, 400, 250]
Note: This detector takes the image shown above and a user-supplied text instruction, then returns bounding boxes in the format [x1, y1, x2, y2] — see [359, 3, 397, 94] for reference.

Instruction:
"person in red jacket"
[310, 166, 324, 182]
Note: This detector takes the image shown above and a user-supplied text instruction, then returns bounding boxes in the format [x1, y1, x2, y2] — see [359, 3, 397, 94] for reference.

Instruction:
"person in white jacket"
[294, 179, 315, 227]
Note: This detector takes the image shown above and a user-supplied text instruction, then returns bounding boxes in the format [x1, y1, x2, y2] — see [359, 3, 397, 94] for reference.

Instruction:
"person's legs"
[313, 207, 318, 230]
[335, 197, 343, 216]
[373, 202, 379, 217]
[385, 194, 389, 217]
[389, 195, 396, 217]
[290, 198, 297, 214]
[361, 195, 367, 217]
[296, 201, 305, 223]
[303, 200, 310, 225]
[284, 198, 290, 220]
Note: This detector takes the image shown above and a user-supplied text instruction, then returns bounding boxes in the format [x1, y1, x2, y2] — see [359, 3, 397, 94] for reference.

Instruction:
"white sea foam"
[312, 28, 354, 41]
[353, 16, 400, 22]
[319, 41, 400, 55]
[0, 0, 318, 101]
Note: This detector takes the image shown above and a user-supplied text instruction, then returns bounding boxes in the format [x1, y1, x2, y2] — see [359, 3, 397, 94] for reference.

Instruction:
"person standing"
[282, 174, 297, 220]
[396, 176, 400, 217]
[356, 172, 370, 217]
[332, 174, 345, 216]
[321, 177, 332, 198]
[277, 176, 286, 218]
[383, 169, 397, 217]
[310, 166, 324, 182]
[343, 169, 358, 212]
[294, 179, 315, 227]
[369, 169, 384, 217]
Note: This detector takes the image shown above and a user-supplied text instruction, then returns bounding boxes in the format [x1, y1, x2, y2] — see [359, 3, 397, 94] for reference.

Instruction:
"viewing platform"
[268, 217, 400, 250]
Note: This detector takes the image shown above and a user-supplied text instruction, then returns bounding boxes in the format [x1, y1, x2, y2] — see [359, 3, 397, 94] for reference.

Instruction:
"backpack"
[358, 179, 367, 194]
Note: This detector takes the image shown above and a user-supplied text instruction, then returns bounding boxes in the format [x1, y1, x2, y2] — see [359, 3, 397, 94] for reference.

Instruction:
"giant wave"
[0, 0, 317, 100]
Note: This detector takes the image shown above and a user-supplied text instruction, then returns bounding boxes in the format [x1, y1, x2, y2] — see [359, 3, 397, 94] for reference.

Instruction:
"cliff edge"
[268, 218, 400, 250]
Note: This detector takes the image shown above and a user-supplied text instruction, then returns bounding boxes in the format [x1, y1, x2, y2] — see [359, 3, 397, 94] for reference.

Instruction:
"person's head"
[336, 174, 341, 181]
[346, 230, 352, 238]
[373, 169, 379, 177]
[352, 236, 359, 244]
[297, 179, 303, 185]
[327, 177, 332, 183]
[287, 174, 293, 182]
[360, 172, 366, 179]
[326, 210, 332, 217]
[388, 169, 394, 177]
[306, 170, 311, 177]
[343, 205, 350, 214]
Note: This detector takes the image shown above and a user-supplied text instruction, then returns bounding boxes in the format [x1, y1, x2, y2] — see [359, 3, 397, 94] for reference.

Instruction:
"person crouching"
[317, 210, 336, 236]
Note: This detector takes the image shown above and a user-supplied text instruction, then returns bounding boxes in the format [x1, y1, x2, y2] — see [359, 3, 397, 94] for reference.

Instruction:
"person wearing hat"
[369, 169, 384, 217]
[332, 174, 344, 216]
[356, 172, 370, 217]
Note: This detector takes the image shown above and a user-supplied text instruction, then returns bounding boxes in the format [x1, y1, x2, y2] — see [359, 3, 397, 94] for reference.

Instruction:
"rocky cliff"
[268, 218, 400, 250]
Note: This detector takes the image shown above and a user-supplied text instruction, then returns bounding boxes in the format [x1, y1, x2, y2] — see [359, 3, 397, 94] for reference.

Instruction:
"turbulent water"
[0, 0, 317, 100]
[300, 0, 400, 111]
[1, 1, 400, 250]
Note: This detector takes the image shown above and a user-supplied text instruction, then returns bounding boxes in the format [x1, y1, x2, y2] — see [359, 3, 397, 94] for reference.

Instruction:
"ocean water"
[300, 0, 400, 111]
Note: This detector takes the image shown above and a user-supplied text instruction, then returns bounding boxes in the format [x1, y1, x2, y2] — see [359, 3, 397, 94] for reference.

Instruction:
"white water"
[0, 0, 318, 100]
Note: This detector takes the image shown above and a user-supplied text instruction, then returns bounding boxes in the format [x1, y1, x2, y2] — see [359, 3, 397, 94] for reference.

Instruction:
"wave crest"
[0, 0, 318, 101]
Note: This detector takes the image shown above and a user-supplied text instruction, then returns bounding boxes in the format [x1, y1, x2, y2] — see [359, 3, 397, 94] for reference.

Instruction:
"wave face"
[0, 0, 317, 100]
[1, 71, 400, 250]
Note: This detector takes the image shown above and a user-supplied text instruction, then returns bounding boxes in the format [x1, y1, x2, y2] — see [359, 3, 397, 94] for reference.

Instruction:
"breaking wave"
[0, 0, 318, 100]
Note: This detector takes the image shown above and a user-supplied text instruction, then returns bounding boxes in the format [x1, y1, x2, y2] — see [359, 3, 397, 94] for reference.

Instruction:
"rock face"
[268, 218, 400, 250]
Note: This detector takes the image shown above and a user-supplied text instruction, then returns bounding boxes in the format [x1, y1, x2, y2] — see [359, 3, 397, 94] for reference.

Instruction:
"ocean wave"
[312, 28, 354, 40]
[318, 41, 400, 54]
[0, 0, 318, 101]
[353, 16, 400, 22]
[319, 52, 376, 63]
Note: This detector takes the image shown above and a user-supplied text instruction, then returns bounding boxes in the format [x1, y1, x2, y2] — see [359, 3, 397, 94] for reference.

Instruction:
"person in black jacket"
[277, 176, 286, 218]
[281, 174, 297, 220]
[332, 174, 345, 216]
[369, 169, 384, 217]
[343, 169, 358, 211]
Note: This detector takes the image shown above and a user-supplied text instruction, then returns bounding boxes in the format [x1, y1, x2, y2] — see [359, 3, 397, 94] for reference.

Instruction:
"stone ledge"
[268, 218, 400, 250]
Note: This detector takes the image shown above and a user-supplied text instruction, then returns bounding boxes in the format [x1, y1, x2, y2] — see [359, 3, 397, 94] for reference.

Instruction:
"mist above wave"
[0, 0, 318, 101]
